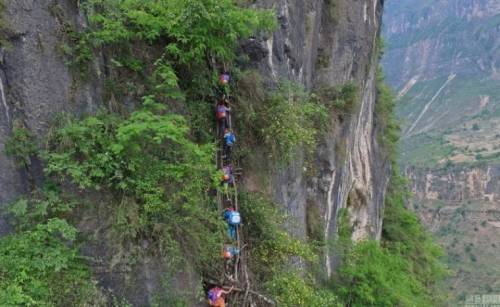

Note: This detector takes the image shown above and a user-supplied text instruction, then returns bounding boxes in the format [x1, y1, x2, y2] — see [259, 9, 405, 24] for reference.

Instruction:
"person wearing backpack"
[223, 129, 236, 162]
[208, 286, 233, 307]
[221, 164, 235, 199]
[223, 207, 241, 241]
[219, 72, 231, 96]
[223, 245, 240, 260]
[216, 98, 231, 136]
[223, 245, 240, 281]
[219, 72, 230, 86]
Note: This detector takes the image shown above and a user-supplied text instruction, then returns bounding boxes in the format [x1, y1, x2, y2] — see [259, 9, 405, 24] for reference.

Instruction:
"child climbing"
[223, 207, 241, 241]
[223, 245, 240, 281]
[208, 286, 234, 307]
[221, 164, 235, 197]
[223, 129, 236, 163]
[216, 97, 231, 137]
[219, 72, 230, 86]
[223, 245, 240, 260]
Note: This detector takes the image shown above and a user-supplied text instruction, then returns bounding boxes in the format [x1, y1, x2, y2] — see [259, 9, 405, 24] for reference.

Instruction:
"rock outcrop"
[408, 166, 500, 204]
[0, 0, 102, 207]
[0, 0, 387, 303]
[243, 0, 387, 275]
[407, 165, 500, 296]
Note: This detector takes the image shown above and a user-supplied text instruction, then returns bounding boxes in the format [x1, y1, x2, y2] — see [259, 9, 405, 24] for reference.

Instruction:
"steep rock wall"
[0, 0, 388, 302]
[408, 165, 500, 204]
[0, 1, 103, 233]
[244, 0, 387, 276]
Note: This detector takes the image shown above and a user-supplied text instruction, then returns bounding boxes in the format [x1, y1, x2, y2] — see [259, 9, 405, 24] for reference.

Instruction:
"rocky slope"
[407, 166, 500, 298]
[0, 0, 386, 304]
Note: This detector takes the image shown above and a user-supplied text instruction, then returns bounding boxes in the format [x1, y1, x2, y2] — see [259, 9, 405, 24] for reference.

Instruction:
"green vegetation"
[381, 170, 449, 305]
[0, 0, 11, 47]
[326, 70, 448, 306]
[233, 72, 360, 166]
[234, 71, 328, 164]
[336, 241, 429, 306]
[261, 82, 327, 162]
[266, 272, 339, 307]
[401, 133, 456, 168]
[315, 82, 359, 119]
[45, 101, 223, 275]
[377, 68, 448, 305]
[375, 68, 400, 161]
[323, 177, 448, 306]
[239, 192, 339, 306]
[0, 191, 103, 306]
[1, 1, 277, 304]
[83, 0, 274, 65]
[0, 0, 450, 305]
[68, 0, 275, 105]
[5, 124, 37, 170]
[326, 180, 449, 306]
[4, 123, 39, 189]
[240, 192, 315, 272]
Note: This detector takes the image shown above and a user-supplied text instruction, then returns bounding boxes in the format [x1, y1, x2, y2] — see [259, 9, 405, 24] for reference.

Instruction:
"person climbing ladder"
[223, 206, 241, 241]
[208, 286, 234, 307]
[207, 70, 251, 306]
[223, 129, 236, 163]
[219, 72, 230, 86]
[216, 96, 231, 137]
[223, 245, 240, 281]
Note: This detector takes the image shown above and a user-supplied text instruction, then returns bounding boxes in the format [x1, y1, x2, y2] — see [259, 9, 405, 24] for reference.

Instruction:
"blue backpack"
[228, 211, 241, 226]
[224, 133, 236, 146]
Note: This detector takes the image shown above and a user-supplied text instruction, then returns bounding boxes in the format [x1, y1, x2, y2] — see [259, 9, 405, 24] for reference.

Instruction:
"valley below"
[383, 0, 500, 302]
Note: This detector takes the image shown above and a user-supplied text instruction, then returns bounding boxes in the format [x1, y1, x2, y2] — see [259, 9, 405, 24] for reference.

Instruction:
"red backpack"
[219, 73, 230, 85]
[216, 104, 226, 119]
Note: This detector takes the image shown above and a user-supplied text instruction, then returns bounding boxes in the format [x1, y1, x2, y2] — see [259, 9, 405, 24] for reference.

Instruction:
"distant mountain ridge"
[384, 0, 500, 166]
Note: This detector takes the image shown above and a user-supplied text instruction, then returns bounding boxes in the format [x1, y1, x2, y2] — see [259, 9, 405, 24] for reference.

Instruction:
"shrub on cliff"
[45, 98, 224, 276]
[238, 191, 340, 306]
[234, 72, 328, 164]
[0, 192, 104, 306]
[382, 168, 449, 305]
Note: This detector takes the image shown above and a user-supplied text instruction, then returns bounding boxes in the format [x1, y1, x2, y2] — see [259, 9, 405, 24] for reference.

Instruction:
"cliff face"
[0, 0, 386, 303]
[242, 0, 387, 276]
[408, 166, 500, 204]
[0, 1, 103, 234]
[407, 166, 500, 296]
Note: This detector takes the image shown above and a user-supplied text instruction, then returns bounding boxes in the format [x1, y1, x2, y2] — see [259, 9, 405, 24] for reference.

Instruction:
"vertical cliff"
[0, 1, 103, 234]
[0, 0, 387, 303]
[243, 0, 387, 275]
